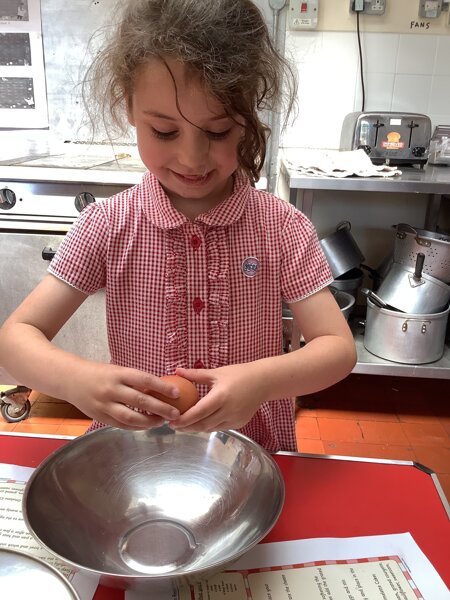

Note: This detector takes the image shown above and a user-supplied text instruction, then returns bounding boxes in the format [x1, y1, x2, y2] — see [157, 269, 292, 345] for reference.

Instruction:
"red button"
[194, 360, 205, 369]
[193, 298, 205, 313]
[301, 2, 307, 11]
[191, 234, 202, 249]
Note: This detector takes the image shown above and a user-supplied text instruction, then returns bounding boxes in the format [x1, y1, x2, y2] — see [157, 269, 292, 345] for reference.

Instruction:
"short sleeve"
[281, 209, 333, 303]
[48, 202, 108, 294]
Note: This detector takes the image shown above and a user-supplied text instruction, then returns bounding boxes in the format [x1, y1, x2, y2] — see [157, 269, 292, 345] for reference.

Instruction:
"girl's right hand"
[66, 361, 182, 429]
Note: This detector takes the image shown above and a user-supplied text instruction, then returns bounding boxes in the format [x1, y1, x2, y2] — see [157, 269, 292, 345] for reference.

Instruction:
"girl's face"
[127, 58, 243, 217]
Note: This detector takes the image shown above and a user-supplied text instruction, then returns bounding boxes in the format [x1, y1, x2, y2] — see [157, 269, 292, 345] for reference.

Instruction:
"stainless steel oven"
[0, 162, 142, 419]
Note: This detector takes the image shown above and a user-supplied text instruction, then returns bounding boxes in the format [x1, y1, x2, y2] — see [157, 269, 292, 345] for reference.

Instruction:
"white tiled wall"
[282, 31, 450, 149]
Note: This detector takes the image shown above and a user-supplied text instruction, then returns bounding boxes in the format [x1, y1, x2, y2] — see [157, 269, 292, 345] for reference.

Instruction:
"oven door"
[0, 231, 109, 384]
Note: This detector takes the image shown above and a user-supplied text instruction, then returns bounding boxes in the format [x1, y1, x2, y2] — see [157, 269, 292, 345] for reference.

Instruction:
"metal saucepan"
[377, 253, 450, 314]
[330, 267, 364, 298]
[320, 221, 365, 279]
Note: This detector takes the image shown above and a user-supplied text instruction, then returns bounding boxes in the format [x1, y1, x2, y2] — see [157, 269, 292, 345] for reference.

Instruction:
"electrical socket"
[350, 0, 386, 15]
[368, 0, 386, 14]
[419, 0, 442, 18]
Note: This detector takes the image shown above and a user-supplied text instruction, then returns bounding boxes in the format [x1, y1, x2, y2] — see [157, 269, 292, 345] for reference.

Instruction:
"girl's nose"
[176, 130, 209, 172]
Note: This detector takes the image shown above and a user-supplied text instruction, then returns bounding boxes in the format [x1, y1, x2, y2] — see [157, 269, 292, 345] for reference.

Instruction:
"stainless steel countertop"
[0, 165, 268, 190]
[280, 158, 450, 194]
[0, 165, 146, 186]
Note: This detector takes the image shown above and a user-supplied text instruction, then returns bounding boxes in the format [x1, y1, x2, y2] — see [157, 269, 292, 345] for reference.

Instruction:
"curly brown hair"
[83, 0, 297, 182]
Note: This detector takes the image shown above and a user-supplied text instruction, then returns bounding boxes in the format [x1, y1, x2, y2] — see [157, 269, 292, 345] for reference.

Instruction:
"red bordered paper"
[181, 556, 424, 600]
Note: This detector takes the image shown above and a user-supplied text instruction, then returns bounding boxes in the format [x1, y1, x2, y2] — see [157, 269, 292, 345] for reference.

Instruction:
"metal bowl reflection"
[23, 426, 284, 591]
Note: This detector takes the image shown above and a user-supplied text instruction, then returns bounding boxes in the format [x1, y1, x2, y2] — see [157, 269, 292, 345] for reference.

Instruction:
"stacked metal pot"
[282, 221, 362, 352]
[319, 221, 364, 314]
[363, 223, 450, 364]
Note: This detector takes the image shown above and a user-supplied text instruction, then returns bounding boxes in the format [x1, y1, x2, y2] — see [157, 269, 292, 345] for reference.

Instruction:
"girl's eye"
[151, 128, 178, 140]
[150, 127, 232, 141]
[206, 129, 232, 140]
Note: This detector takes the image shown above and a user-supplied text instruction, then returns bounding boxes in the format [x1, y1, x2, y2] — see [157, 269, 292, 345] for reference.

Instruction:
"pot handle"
[396, 223, 417, 236]
[396, 223, 432, 248]
[336, 220, 351, 232]
[414, 252, 425, 280]
[361, 287, 388, 309]
[401, 319, 431, 334]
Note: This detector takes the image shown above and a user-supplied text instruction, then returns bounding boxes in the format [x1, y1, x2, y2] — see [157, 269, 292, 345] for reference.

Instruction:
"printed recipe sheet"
[0, 478, 98, 600]
[181, 557, 422, 600]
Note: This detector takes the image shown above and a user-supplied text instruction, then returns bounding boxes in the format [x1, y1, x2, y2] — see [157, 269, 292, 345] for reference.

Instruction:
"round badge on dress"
[242, 257, 259, 278]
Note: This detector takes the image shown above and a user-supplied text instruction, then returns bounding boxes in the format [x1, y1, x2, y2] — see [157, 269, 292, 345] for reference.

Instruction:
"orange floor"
[1, 373, 449, 502]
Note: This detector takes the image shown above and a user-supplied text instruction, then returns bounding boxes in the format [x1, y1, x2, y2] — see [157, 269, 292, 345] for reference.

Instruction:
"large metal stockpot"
[377, 256, 450, 314]
[364, 299, 450, 364]
[394, 223, 450, 283]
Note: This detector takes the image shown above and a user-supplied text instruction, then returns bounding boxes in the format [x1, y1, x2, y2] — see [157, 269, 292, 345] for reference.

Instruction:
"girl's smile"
[171, 170, 213, 184]
[127, 58, 243, 219]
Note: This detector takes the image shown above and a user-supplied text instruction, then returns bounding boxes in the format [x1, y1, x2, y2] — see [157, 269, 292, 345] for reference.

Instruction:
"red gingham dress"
[49, 171, 332, 451]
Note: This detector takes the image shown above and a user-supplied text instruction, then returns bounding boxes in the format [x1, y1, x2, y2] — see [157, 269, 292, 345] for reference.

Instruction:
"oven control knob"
[75, 191, 95, 212]
[0, 188, 16, 210]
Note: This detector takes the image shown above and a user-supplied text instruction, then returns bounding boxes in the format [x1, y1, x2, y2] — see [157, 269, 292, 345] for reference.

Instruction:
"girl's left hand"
[168, 364, 268, 432]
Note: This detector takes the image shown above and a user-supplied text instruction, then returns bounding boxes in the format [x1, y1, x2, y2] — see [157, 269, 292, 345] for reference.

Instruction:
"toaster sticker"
[381, 131, 405, 150]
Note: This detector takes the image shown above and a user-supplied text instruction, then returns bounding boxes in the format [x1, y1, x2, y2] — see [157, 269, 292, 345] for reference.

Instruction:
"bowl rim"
[22, 426, 285, 581]
[0, 547, 81, 599]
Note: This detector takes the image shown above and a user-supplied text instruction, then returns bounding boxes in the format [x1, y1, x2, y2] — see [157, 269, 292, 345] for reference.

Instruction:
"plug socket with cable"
[351, 0, 365, 11]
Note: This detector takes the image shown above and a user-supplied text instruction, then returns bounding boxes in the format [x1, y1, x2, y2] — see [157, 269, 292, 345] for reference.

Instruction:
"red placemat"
[1, 434, 449, 597]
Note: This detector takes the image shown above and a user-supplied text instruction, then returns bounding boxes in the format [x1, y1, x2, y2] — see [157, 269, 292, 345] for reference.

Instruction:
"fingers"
[103, 369, 182, 421]
[107, 402, 166, 430]
[126, 389, 180, 420]
[127, 371, 180, 400]
[175, 367, 212, 386]
[169, 403, 237, 434]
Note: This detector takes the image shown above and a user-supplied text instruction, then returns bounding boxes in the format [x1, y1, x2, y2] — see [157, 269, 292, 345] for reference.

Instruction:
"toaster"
[340, 112, 432, 166]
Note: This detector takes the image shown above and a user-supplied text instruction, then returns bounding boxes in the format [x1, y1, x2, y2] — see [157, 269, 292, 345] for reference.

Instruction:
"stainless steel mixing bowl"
[23, 426, 284, 592]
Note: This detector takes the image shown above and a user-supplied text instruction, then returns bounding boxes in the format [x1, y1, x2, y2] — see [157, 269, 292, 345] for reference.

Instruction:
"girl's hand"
[66, 361, 182, 430]
[168, 364, 269, 432]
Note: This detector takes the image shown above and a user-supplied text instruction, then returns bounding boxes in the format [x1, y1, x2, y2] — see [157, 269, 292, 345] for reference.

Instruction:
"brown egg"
[152, 375, 199, 414]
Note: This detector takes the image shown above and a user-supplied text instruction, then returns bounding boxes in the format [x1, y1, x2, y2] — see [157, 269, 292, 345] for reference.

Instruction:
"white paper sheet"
[126, 534, 449, 600]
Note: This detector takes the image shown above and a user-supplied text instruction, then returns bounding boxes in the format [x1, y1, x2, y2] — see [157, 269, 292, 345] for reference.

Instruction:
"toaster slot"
[408, 120, 419, 148]
[373, 119, 384, 148]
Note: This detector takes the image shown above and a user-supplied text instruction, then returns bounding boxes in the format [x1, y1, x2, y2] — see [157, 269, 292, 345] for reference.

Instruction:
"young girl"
[0, 0, 356, 452]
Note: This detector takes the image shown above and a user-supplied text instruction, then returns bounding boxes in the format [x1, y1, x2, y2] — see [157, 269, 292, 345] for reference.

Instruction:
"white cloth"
[285, 148, 402, 178]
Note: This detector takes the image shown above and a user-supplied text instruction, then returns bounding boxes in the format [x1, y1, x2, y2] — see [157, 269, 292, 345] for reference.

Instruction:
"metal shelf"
[280, 154, 450, 195]
[280, 153, 450, 379]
